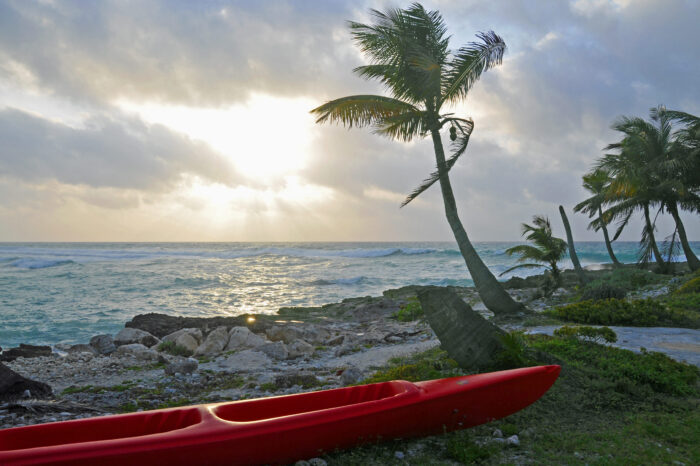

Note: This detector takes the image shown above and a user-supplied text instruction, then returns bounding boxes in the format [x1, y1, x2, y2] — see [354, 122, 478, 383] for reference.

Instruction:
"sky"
[0, 0, 698, 242]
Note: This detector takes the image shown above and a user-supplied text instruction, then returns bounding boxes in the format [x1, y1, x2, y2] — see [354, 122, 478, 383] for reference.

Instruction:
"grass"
[323, 331, 700, 465]
[157, 341, 193, 357]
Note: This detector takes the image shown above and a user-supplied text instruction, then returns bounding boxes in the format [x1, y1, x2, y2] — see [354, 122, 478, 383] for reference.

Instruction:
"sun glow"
[117, 94, 316, 180]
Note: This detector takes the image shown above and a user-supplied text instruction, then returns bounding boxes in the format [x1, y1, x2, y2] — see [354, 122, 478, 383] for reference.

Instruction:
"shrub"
[581, 283, 627, 301]
[586, 268, 666, 294]
[529, 334, 699, 396]
[393, 297, 424, 322]
[157, 341, 193, 357]
[674, 276, 700, 295]
[491, 331, 531, 369]
[553, 325, 617, 344]
[546, 298, 700, 328]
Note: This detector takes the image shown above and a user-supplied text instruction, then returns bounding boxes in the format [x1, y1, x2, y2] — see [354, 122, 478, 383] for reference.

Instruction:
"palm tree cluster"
[500, 215, 568, 297]
[575, 106, 700, 272]
[311, 3, 523, 315]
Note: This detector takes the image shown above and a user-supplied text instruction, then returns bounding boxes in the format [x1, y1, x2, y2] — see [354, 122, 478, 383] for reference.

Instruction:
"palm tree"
[597, 107, 699, 272]
[310, 4, 523, 315]
[574, 168, 622, 267]
[499, 215, 567, 297]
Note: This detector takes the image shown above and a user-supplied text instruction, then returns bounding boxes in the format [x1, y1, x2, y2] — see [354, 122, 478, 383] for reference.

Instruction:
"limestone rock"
[162, 328, 203, 345]
[266, 325, 303, 344]
[67, 344, 98, 355]
[226, 327, 266, 351]
[0, 344, 52, 362]
[162, 328, 202, 353]
[287, 339, 314, 359]
[114, 328, 160, 347]
[0, 362, 52, 401]
[164, 358, 198, 376]
[89, 335, 116, 355]
[114, 343, 160, 361]
[258, 341, 289, 360]
[301, 325, 331, 345]
[506, 434, 520, 446]
[215, 350, 273, 371]
[194, 326, 229, 356]
[340, 366, 362, 385]
[125, 312, 272, 338]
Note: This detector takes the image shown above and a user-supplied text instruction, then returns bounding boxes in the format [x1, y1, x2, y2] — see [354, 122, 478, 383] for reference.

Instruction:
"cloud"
[0, 0, 371, 106]
[0, 107, 239, 194]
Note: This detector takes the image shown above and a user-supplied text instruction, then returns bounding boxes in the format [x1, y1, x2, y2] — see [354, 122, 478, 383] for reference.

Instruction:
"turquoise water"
[1, 242, 698, 346]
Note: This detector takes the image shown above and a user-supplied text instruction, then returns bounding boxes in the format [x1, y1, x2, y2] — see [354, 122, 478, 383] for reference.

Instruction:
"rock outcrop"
[0, 362, 52, 401]
[0, 344, 52, 362]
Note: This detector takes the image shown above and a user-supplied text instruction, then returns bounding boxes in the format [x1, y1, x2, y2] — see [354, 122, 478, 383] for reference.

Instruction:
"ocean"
[1, 242, 698, 347]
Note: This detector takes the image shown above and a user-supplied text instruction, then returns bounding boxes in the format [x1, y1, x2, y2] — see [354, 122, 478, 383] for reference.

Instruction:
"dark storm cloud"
[0, 107, 238, 191]
[0, 0, 366, 106]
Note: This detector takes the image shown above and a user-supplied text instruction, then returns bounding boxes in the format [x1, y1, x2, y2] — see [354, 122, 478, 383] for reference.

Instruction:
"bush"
[157, 341, 193, 357]
[581, 283, 627, 301]
[674, 276, 700, 295]
[663, 293, 700, 314]
[547, 298, 700, 328]
[392, 297, 424, 322]
[554, 325, 617, 344]
[586, 268, 666, 293]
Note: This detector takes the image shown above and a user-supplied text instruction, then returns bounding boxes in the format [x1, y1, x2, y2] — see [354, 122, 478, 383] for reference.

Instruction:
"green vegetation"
[580, 282, 627, 301]
[553, 325, 617, 344]
[547, 298, 700, 328]
[311, 2, 523, 315]
[157, 340, 193, 357]
[584, 267, 667, 295]
[392, 297, 423, 322]
[675, 276, 700, 294]
[500, 215, 568, 297]
[325, 331, 699, 465]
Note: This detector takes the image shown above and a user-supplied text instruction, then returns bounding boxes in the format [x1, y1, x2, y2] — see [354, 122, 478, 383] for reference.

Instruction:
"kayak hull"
[0, 365, 560, 465]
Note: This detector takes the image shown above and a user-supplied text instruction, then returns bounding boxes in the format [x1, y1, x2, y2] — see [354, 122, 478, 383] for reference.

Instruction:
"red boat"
[0, 365, 560, 465]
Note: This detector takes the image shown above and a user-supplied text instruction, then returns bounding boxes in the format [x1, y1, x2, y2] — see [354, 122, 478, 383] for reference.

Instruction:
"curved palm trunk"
[430, 128, 523, 315]
[643, 203, 666, 270]
[558, 205, 588, 284]
[597, 206, 621, 267]
[668, 203, 700, 271]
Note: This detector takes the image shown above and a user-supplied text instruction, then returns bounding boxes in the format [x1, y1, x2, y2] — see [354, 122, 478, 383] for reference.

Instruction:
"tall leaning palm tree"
[311, 3, 523, 314]
[574, 168, 622, 267]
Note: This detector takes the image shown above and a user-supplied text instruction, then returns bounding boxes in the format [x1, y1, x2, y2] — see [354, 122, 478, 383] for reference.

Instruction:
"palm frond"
[400, 118, 474, 207]
[441, 31, 506, 106]
[311, 95, 418, 128]
[375, 109, 430, 141]
[498, 263, 547, 277]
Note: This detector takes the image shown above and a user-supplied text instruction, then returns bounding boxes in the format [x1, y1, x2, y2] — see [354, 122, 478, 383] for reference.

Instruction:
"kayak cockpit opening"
[211, 380, 418, 423]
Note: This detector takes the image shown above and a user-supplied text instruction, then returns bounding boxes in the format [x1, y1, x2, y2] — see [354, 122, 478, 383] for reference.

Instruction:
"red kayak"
[0, 365, 560, 465]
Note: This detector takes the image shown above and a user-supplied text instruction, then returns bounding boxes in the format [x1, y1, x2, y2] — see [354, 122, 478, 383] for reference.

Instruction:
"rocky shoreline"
[1, 270, 694, 460]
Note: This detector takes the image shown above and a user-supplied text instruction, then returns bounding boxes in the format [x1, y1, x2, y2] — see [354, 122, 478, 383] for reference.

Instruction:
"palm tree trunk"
[559, 205, 588, 284]
[643, 203, 665, 270]
[430, 128, 523, 315]
[668, 203, 700, 271]
[597, 206, 621, 267]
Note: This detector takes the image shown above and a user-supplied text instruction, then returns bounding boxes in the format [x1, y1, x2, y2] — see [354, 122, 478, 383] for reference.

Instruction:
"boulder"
[215, 350, 273, 371]
[226, 327, 266, 351]
[125, 313, 272, 338]
[114, 343, 160, 361]
[0, 362, 52, 401]
[266, 325, 303, 344]
[418, 288, 505, 369]
[67, 344, 98, 355]
[0, 344, 52, 362]
[258, 341, 289, 360]
[194, 326, 229, 356]
[301, 325, 331, 345]
[340, 366, 362, 385]
[287, 339, 314, 359]
[162, 328, 203, 345]
[162, 328, 202, 353]
[164, 358, 198, 376]
[89, 335, 116, 355]
[114, 328, 160, 347]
